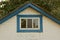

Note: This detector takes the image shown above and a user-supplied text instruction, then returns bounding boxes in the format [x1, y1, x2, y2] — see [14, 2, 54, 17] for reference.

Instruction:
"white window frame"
[20, 17, 40, 30]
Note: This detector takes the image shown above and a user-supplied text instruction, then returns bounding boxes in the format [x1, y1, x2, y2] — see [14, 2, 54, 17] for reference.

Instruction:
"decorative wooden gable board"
[0, 3, 60, 32]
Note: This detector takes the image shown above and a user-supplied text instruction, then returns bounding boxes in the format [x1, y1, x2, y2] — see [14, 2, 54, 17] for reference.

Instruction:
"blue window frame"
[17, 15, 43, 32]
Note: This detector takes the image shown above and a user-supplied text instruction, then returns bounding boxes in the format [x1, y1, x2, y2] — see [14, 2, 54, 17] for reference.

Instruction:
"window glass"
[33, 19, 38, 28]
[27, 19, 32, 28]
[21, 19, 26, 28]
[21, 18, 39, 29]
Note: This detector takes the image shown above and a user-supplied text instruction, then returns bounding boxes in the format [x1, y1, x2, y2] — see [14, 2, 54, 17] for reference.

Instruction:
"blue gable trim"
[0, 3, 60, 24]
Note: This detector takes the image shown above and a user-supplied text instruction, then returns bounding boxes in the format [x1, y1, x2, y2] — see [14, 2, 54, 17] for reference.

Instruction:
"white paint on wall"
[19, 8, 41, 15]
[0, 8, 60, 40]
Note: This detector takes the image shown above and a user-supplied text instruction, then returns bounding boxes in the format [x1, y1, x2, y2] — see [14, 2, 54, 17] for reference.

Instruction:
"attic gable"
[18, 7, 41, 15]
[0, 3, 60, 24]
[0, 0, 60, 21]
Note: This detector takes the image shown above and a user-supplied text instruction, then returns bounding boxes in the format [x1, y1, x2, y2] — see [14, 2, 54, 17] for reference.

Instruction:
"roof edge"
[0, 3, 60, 24]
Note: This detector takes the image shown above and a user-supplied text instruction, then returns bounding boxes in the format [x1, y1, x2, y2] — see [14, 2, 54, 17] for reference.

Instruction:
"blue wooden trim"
[0, 3, 60, 24]
[17, 15, 41, 17]
[17, 15, 20, 32]
[40, 15, 43, 32]
[17, 15, 43, 32]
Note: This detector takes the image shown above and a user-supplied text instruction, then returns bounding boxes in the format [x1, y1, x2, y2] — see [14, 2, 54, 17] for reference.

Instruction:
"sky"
[0, 0, 4, 2]
[0, 0, 8, 2]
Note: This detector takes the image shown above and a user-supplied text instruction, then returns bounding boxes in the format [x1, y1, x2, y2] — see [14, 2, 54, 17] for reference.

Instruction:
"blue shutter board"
[17, 15, 20, 32]
[40, 15, 43, 32]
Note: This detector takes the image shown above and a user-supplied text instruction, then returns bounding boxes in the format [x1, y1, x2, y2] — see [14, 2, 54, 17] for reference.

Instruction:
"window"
[17, 15, 43, 32]
[20, 17, 40, 30]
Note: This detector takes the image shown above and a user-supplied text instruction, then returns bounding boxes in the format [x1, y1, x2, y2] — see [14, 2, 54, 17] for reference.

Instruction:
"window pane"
[33, 19, 38, 28]
[21, 19, 26, 28]
[27, 19, 32, 28]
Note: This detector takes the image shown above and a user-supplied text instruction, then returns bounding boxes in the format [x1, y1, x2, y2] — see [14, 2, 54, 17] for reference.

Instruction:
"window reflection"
[21, 19, 39, 28]
[27, 19, 32, 28]
[21, 19, 26, 28]
[33, 19, 38, 28]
